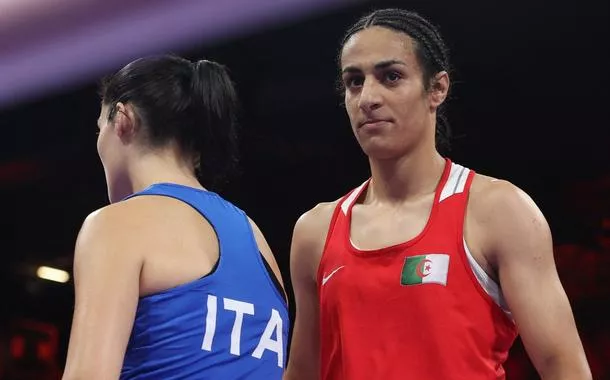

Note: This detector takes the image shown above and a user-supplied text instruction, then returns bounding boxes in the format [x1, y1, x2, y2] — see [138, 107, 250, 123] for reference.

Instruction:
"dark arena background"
[0, 0, 608, 378]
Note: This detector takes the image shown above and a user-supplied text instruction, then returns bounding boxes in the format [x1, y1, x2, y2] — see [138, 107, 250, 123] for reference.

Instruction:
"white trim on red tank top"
[342, 160, 512, 319]
[443, 163, 512, 318]
[462, 238, 512, 318]
[340, 159, 452, 258]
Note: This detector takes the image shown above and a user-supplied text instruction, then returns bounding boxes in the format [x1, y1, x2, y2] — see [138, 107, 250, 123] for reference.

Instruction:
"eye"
[343, 75, 364, 89]
[384, 71, 402, 84]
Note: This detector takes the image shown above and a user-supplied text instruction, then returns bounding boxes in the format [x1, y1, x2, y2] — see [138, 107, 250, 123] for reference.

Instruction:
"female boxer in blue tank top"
[63, 55, 289, 380]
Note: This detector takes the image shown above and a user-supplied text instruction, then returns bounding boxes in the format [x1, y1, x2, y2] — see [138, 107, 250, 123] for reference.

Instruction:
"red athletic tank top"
[317, 159, 518, 380]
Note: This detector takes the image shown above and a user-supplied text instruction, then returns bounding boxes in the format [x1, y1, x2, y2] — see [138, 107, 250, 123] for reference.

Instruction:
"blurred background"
[0, 0, 608, 378]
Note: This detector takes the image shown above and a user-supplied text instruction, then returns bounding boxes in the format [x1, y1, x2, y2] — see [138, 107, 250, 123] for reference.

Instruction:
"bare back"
[125, 195, 285, 297]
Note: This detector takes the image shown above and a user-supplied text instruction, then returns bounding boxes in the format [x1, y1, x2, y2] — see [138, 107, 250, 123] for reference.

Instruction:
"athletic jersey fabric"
[318, 159, 518, 380]
[119, 183, 289, 380]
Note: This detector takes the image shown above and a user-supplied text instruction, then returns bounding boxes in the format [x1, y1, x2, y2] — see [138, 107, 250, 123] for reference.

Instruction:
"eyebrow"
[341, 59, 407, 74]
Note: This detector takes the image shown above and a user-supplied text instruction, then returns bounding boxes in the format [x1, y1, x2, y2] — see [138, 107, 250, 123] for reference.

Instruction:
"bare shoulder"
[469, 173, 546, 222]
[285, 200, 340, 378]
[466, 173, 590, 378]
[467, 173, 551, 263]
[78, 201, 138, 247]
[65, 200, 148, 379]
[293, 200, 340, 246]
[290, 200, 341, 282]
[76, 196, 172, 261]
[81, 196, 165, 230]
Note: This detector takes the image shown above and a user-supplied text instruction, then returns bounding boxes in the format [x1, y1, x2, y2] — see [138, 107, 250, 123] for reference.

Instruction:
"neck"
[114, 150, 202, 202]
[367, 144, 446, 204]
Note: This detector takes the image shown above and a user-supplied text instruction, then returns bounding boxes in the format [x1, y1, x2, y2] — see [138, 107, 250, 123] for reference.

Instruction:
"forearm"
[537, 354, 592, 380]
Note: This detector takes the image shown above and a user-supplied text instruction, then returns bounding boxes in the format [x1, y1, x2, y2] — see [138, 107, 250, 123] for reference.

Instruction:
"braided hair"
[340, 9, 452, 153]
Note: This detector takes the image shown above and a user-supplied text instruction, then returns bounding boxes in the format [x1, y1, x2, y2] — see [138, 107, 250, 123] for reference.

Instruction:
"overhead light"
[36, 266, 70, 284]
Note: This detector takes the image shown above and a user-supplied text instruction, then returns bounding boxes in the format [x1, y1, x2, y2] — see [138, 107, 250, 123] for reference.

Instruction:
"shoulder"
[79, 196, 163, 237]
[243, 215, 275, 259]
[468, 173, 552, 261]
[293, 200, 341, 245]
[469, 173, 545, 223]
[289, 200, 341, 280]
[75, 197, 167, 265]
[293, 180, 368, 242]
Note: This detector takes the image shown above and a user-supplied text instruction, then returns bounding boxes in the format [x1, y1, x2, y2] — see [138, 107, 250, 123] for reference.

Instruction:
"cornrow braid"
[339, 8, 452, 153]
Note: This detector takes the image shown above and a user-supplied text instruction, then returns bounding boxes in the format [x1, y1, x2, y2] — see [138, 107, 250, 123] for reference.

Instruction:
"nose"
[358, 77, 383, 113]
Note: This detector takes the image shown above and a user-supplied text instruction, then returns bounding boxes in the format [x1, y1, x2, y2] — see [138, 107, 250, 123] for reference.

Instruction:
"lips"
[359, 118, 391, 128]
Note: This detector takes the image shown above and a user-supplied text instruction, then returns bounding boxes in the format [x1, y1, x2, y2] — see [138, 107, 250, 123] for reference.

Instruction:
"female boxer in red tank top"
[284, 8, 591, 380]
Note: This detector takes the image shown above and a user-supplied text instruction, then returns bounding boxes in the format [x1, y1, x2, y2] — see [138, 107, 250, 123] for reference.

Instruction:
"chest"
[318, 249, 464, 331]
[349, 194, 434, 250]
[320, 200, 464, 307]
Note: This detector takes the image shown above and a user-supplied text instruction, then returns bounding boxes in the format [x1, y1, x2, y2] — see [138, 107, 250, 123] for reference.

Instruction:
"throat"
[349, 191, 437, 251]
[367, 153, 447, 204]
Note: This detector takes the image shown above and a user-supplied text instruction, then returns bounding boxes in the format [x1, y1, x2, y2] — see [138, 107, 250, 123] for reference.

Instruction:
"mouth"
[359, 119, 391, 129]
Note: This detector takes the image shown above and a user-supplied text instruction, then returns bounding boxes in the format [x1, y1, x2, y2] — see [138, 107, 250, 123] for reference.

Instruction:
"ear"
[112, 102, 139, 141]
[428, 71, 450, 111]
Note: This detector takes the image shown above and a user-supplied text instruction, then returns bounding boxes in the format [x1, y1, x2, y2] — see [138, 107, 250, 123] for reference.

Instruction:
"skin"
[285, 26, 591, 380]
[62, 103, 285, 380]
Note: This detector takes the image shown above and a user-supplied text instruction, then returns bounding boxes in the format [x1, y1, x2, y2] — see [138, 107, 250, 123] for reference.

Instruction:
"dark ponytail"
[189, 60, 239, 189]
[100, 55, 240, 190]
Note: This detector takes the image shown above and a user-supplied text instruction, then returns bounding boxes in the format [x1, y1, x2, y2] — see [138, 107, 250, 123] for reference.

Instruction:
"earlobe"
[429, 71, 450, 109]
[114, 102, 138, 140]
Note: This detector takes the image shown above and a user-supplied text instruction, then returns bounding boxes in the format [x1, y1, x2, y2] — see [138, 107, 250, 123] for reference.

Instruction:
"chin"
[360, 141, 408, 160]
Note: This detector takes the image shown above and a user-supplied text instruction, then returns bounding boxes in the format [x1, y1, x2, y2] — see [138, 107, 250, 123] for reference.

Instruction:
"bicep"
[63, 215, 142, 379]
[285, 217, 322, 380]
[247, 217, 286, 294]
[497, 217, 575, 361]
[489, 186, 589, 376]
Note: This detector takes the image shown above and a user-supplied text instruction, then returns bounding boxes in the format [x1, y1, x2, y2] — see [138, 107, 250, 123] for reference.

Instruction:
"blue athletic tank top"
[119, 183, 289, 380]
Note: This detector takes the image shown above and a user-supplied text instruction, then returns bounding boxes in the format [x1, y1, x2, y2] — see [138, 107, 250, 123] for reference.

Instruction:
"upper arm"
[247, 216, 286, 298]
[63, 207, 143, 380]
[285, 203, 335, 380]
[477, 181, 591, 379]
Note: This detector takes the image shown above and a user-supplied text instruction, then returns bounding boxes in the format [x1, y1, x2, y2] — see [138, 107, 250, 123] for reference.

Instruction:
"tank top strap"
[435, 161, 476, 231]
[437, 161, 475, 203]
[124, 183, 261, 272]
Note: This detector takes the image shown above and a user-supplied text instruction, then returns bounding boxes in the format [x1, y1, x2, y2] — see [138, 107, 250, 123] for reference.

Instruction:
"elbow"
[63, 373, 114, 380]
[283, 367, 298, 380]
[537, 354, 592, 380]
[62, 371, 94, 380]
[283, 369, 308, 380]
[62, 373, 87, 380]
[284, 364, 319, 380]
[62, 368, 117, 380]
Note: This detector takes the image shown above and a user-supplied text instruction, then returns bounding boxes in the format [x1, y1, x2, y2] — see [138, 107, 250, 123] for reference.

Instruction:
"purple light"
[0, 0, 362, 109]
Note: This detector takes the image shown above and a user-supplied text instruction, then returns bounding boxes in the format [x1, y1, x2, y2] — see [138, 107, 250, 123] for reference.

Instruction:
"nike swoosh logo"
[322, 266, 345, 285]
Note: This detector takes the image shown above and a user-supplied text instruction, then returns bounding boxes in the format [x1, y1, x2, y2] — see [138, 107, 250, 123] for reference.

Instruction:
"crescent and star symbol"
[416, 259, 432, 278]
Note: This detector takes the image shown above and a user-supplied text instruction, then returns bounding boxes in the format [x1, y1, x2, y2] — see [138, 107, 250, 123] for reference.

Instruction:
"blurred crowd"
[505, 177, 610, 379]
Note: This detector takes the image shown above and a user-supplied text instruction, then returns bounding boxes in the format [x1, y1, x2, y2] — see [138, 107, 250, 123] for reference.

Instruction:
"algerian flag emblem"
[401, 254, 450, 286]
